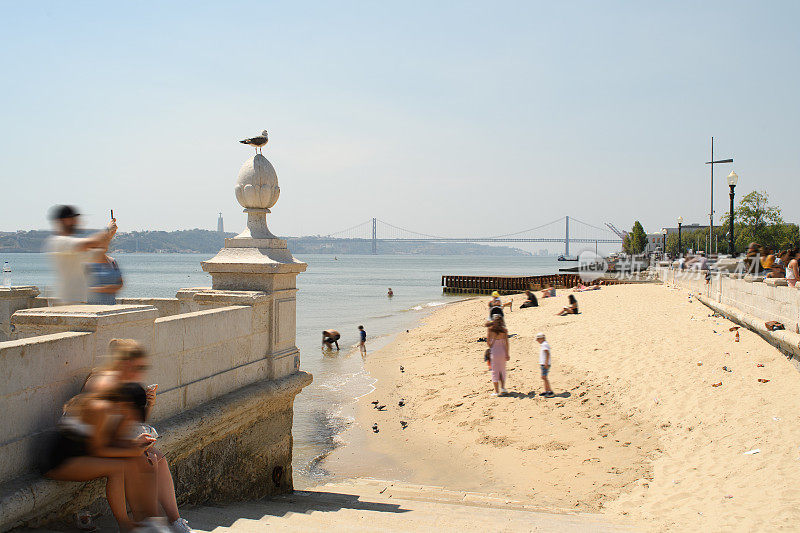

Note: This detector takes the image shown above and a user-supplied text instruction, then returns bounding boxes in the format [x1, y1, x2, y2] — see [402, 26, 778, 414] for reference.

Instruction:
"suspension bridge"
[315, 216, 624, 255]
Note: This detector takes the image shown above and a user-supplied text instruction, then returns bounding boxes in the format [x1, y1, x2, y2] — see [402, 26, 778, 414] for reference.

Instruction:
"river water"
[1, 252, 561, 485]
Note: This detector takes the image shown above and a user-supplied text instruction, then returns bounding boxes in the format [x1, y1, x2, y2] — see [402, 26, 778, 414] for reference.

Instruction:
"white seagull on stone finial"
[239, 130, 269, 154]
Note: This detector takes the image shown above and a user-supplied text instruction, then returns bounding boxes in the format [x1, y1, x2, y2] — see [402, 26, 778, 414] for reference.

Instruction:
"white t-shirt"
[539, 341, 551, 365]
[45, 235, 88, 303]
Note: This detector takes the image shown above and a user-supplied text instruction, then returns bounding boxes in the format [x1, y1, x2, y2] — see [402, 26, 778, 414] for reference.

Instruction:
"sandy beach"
[321, 283, 800, 531]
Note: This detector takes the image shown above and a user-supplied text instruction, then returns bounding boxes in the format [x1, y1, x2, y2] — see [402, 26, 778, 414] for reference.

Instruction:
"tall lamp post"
[727, 170, 738, 255]
[677, 216, 683, 256]
[662, 228, 668, 257]
[705, 137, 734, 253]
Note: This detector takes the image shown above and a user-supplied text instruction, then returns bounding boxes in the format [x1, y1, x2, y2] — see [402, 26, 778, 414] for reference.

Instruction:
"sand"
[321, 283, 800, 531]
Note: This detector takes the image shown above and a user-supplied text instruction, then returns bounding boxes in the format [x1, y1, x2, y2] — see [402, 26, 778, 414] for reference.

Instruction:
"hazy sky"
[1, 1, 798, 242]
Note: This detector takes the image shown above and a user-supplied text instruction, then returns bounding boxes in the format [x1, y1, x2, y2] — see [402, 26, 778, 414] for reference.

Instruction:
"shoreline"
[318, 284, 800, 531]
[293, 297, 477, 488]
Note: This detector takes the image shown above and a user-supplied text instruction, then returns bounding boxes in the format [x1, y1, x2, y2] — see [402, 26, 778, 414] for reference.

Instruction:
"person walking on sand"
[358, 325, 367, 355]
[486, 316, 510, 396]
[536, 333, 554, 397]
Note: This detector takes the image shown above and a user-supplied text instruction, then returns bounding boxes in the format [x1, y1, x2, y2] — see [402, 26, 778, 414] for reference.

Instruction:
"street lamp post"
[662, 228, 668, 258]
[705, 137, 734, 254]
[677, 216, 683, 256]
[727, 170, 738, 255]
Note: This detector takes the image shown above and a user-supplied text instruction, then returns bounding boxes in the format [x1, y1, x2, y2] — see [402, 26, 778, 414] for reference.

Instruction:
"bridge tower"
[565, 215, 570, 257]
[372, 218, 377, 255]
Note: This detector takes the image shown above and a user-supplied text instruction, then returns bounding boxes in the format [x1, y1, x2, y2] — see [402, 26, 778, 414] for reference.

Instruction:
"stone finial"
[234, 155, 281, 240]
[235, 155, 280, 210]
[201, 143, 306, 292]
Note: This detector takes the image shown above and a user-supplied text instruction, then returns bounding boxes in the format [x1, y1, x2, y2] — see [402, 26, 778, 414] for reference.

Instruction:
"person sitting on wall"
[520, 290, 538, 308]
[83, 339, 193, 533]
[322, 330, 341, 350]
[541, 286, 556, 298]
[743, 242, 763, 275]
[767, 251, 790, 278]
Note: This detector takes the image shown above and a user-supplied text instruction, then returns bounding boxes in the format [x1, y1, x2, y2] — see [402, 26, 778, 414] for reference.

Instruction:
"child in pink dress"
[487, 316, 510, 396]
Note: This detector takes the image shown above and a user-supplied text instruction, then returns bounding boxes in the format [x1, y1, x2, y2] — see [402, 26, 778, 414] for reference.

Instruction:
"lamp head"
[677, 216, 683, 224]
[727, 170, 738, 187]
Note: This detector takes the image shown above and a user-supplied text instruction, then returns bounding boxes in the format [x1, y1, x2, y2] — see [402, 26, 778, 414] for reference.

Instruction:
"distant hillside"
[0, 229, 234, 254]
[287, 237, 531, 256]
[0, 230, 531, 256]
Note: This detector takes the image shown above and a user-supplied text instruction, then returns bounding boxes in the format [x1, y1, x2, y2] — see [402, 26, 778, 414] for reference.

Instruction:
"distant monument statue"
[217, 212, 224, 234]
[239, 129, 269, 154]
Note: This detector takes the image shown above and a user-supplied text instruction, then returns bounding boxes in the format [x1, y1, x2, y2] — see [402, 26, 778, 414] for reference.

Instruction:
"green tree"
[666, 233, 681, 255]
[627, 221, 647, 254]
[718, 190, 798, 253]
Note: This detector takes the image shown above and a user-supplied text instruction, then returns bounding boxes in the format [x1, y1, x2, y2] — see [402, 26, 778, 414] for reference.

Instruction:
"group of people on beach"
[485, 289, 568, 398]
[43, 339, 191, 533]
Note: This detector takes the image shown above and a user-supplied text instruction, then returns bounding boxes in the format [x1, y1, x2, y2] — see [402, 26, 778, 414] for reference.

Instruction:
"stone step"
[183, 479, 637, 532]
[22, 479, 638, 532]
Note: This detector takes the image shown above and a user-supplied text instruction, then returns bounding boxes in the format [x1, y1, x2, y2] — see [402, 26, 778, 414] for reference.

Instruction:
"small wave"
[410, 301, 446, 311]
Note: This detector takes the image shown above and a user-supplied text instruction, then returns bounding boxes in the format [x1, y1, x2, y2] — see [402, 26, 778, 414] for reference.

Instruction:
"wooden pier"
[441, 274, 622, 295]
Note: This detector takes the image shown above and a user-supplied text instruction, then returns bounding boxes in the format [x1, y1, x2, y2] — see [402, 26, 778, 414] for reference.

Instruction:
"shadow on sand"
[502, 391, 572, 399]
[186, 490, 410, 530]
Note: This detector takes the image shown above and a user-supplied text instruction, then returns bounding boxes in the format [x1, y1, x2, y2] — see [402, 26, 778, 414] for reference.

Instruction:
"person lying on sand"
[556, 295, 579, 316]
[573, 283, 600, 292]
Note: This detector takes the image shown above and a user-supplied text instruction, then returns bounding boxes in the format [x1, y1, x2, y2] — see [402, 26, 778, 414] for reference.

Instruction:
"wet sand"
[321, 283, 800, 531]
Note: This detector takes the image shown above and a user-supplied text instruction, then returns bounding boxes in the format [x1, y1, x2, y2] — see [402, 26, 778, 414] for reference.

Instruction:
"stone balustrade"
[0, 287, 311, 530]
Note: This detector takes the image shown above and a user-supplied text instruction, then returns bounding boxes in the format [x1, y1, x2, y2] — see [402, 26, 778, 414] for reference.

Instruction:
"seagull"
[239, 130, 268, 154]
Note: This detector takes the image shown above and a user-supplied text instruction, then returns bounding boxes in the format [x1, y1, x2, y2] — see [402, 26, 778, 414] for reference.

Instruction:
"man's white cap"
[536, 332, 545, 339]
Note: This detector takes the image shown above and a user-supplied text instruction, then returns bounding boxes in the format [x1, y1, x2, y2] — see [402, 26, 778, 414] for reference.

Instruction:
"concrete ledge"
[697, 295, 800, 360]
[764, 278, 789, 287]
[0, 370, 313, 531]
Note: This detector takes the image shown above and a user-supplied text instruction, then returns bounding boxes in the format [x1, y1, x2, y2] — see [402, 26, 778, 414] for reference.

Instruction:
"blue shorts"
[540, 364, 550, 377]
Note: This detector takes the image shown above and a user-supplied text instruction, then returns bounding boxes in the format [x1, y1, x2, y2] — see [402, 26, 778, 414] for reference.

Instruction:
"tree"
[718, 190, 798, 253]
[666, 233, 681, 255]
[626, 221, 647, 254]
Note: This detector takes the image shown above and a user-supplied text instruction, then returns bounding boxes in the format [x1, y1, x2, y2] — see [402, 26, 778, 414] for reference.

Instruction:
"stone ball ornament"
[235, 154, 280, 211]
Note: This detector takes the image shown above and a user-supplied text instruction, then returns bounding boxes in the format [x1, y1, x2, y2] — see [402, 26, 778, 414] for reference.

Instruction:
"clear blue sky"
[1, 1, 797, 242]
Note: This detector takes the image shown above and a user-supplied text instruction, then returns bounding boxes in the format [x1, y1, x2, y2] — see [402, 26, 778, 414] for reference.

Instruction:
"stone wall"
[0, 287, 310, 531]
[658, 268, 800, 333]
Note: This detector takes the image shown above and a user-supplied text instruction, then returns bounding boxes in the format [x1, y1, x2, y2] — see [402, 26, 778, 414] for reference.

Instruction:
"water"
[0, 252, 561, 484]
